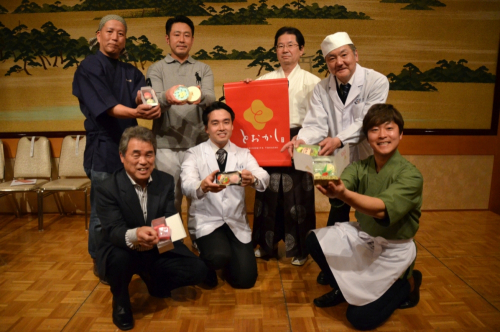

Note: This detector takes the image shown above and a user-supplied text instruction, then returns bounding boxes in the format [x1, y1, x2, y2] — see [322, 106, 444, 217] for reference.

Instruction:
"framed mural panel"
[0, 0, 498, 138]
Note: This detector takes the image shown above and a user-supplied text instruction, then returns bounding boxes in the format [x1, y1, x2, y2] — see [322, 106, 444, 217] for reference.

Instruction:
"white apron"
[313, 222, 416, 306]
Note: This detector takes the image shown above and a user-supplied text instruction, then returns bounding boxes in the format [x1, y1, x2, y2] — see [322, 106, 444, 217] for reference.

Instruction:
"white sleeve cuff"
[196, 181, 206, 199]
[125, 228, 139, 249]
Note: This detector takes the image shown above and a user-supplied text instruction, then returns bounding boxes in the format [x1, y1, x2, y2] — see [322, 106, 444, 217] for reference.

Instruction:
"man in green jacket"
[307, 103, 423, 330]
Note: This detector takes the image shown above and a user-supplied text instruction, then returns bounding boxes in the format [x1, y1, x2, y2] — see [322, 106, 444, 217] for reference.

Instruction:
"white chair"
[0, 137, 51, 230]
[39, 136, 90, 230]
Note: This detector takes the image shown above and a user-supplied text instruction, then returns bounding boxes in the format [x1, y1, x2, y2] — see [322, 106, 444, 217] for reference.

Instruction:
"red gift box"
[224, 78, 291, 167]
[154, 225, 171, 241]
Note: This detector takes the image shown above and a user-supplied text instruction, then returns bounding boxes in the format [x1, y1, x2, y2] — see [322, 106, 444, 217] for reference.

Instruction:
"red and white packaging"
[152, 217, 174, 253]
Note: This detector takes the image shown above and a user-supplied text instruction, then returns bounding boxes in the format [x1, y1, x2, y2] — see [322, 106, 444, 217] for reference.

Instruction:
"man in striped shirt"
[95, 126, 207, 330]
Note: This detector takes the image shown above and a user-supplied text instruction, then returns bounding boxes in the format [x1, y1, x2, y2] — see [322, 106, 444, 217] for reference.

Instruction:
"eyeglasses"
[276, 43, 299, 51]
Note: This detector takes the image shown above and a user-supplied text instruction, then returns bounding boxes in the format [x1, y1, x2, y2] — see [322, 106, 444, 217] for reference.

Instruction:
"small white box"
[140, 86, 158, 106]
[294, 144, 350, 185]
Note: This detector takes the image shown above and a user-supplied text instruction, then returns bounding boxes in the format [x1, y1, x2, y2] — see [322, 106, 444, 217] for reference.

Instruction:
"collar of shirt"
[274, 63, 301, 79]
[334, 71, 355, 89]
[164, 54, 196, 64]
[208, 139, 230, 154]
[125, 172, 153, 188]
[287, 63, 302, 80]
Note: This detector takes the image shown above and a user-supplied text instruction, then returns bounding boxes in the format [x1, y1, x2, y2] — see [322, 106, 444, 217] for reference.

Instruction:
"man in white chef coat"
[180, 101, 269, 288]
[281, 31, 390, 284]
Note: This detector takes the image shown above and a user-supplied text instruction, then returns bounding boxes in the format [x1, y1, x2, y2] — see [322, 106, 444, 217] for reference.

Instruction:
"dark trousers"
[327, 198, 351, 226]
[197, 223, 257, 289]
[106, 243, 208, 305]
[252, 126, 316, 258]
[306, 232, 411, 330]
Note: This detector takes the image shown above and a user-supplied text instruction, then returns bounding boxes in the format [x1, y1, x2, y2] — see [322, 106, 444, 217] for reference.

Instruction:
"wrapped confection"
[173, 85, 190, 101]
[312, 157, 337, 186]
[295, 145, 320, 157]
[216, 171, 242, 186]
[153, 224, 171, 241]
[187, 86, 201, 103]
[157, 226, 171, 241]
[140, 86, 158, 106]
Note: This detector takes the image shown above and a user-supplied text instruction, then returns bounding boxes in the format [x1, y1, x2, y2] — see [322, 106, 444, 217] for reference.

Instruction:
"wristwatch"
[253, 177, 259, 187]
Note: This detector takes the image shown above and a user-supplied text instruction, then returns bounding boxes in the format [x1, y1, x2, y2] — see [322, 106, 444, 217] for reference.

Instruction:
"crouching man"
[96, 126, 208, 330]
[181, 102, 269, 289]
[307, 104, 423, 330]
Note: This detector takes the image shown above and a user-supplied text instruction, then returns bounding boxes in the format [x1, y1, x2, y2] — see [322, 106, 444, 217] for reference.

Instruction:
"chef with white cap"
[281, 31, 390, 250]
[283, 31, 389, 161]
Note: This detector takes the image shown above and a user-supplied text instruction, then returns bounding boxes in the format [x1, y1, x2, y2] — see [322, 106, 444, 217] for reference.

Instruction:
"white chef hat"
[321, 32, 353, 58]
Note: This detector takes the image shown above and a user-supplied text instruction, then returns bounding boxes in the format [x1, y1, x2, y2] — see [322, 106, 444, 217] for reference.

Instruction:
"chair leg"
[38, 190, 44, 232]
[7, 194, 21, 218]
[53, 192, 65, 215]
[84, 188, 88, 230]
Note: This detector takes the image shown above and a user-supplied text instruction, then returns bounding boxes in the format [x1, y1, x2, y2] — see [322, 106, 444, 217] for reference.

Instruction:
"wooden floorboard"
[0, 211, 499, 331]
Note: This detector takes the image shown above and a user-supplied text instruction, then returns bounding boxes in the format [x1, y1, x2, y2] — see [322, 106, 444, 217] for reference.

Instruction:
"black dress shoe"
[316, 271, 329, 285]
[203, 269, 218, 288]
[313, 289, 345, 308]
[399, 270, 422, 309]
[112, 300, 134, 331]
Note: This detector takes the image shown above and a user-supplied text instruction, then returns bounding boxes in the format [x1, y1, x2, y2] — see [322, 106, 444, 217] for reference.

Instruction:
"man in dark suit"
[96, 126, 208, 331]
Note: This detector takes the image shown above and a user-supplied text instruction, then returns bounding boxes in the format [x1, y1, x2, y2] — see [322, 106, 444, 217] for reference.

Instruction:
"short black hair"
[202, 102, 235, 126]
[119, 126, 157, 156]
[165, 15, 194, 36]
[362, 104, 404, 137]
[274, 26, 305, 49]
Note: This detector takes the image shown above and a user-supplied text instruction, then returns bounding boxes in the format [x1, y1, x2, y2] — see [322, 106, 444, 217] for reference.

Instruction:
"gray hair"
[89, 14, 128, 52]
[119, 126, 157, 156]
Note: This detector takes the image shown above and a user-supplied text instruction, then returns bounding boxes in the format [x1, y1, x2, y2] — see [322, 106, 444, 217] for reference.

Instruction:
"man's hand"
[165, 85, 188, 105]
[281, 138, 305, 157]
[201, 170, 226, 193]
[136, 226, 159, 248]
[240, 169, 254, 187]
[141, 104, 161, 119]
[242, 78, 253, 84]
[133, 103, 161, 120]
[316, 179, 346, 199]
[318, 137, 342, 156]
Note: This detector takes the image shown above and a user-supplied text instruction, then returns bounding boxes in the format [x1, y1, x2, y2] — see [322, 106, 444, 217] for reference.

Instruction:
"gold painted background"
[0, 0, 499, 133]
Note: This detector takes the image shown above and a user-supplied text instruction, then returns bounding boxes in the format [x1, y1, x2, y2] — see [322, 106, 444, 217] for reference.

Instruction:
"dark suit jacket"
[95, 168, 192, 278]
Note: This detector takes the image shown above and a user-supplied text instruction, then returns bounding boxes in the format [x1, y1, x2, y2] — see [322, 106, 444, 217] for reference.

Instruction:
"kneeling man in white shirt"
[181, 101, 270, 288]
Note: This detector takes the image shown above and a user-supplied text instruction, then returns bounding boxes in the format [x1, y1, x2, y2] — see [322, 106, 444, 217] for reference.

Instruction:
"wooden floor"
[0, 211, 499, 332]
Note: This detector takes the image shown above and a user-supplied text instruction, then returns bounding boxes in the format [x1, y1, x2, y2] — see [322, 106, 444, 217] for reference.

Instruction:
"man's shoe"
[291, 255, 308, 266]
[316, 271, 329, 285]
[254, 248, 265, 258]
[313, 289, 345, 308]
[92, 259, 109, 285]
[112, 301, 134, 331]
[399, 270, 422, 309]
[255, 246, 278, 259]
[203, 269, 218, 288]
